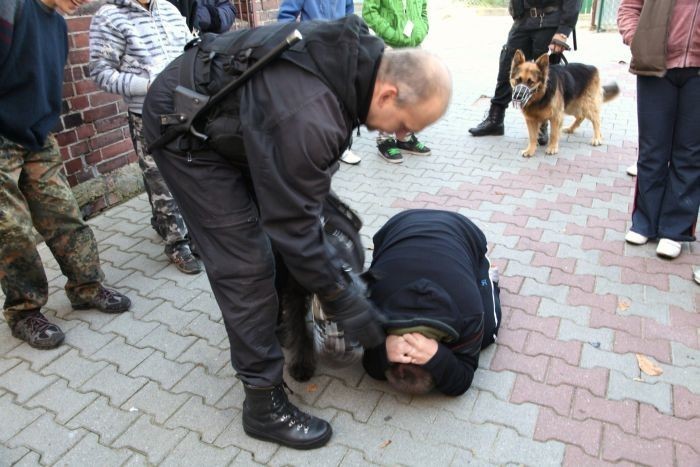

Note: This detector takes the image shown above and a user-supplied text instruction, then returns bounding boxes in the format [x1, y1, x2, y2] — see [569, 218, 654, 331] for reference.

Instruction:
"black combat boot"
[242, 383, 332, 450]
[537, 121, 549, 146]
[468, 104, 505, 136]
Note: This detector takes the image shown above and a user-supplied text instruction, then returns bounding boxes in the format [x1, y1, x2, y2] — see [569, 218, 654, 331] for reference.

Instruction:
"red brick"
[565, 223, 606, 240]
[59, 146, 70, 162]
[511, 374, 573, 416]
[563, 446, 635, 467]
[71, 31, 89, 49]
[62, 82, 75, 98]
[531, 252, 575, 273]
[490, 345, 549, 381]
[525, 332, 581, 366]
[567, 289, 618, 313]
[602, 424, 674, 466]
[85, 151, 103, 165]
[645, 259, 695, 279]
[83, 103, 118, 122]
[587, 215, 627, 233]
[66, 16, 92, 31]
[89, 92, 121, 108]
[76, 124, 96, 139]
[536, 199, 572, 214]
[572, 388, 638, 434]
[414, 193, 448, 205]
[69, 48, 89, 65]
[495, 327, 528, 352]
[644, 319, 698, 350]
[96, 154, 128, 174]
[89, 129, 123, 149]
[675, 443, 700, 467]
[670, 306, 700, 328]
[68, 95, 89, 112]
[100, 139, 134, 160]
[66, 174, 78, 187]
[517, 238, 559, 257]
[673, 386, 700, 419]
[582, 236, 624, 255]
[640, 404, 700, 452]
[546, 358, 609, 397]
[492, 212, 529, 227]
[599, 253, 646, 270]
[443, 197, 480, 209]
[504, 294, 540, 315]
[64, 157, 84, 175]
[508, 310, 560, 339]
[498, 275, 525, 295]
[468, 191, 504, 204]
[614, 332, 671, 364]
[620, 268, 670, 290]
[94, 114, 128, 133]
[549, 269, 596, 293]
[590, 309, 642, 336]
[535, 408, 602, 456]
[68, 141, 89, 158]
[55, 130, 77, 146]
[513, 206, 550, 221]
[503, 224, 543, 242]
[557, 193, 593, 207]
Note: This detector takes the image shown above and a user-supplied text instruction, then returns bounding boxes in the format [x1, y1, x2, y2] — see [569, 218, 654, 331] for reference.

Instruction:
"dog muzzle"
[511, 83, 538, 109]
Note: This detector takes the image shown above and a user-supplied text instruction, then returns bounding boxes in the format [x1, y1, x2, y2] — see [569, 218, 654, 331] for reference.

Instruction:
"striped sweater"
[89, 0, 192, 114]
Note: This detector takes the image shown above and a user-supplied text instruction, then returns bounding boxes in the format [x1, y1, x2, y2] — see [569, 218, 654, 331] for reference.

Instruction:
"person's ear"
[376, 82, 399, 107]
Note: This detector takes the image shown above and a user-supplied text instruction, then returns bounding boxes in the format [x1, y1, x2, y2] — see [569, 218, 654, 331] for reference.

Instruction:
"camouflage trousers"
[0, 134, 105, 325]
[128, 113, 188, 252]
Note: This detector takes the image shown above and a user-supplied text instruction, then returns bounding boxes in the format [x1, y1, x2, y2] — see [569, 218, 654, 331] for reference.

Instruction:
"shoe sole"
[174, 264, 203, 275]
[243, 424, 332, 450]
[72, 303, 131, 313]
[378, 153, 403, 164]
[398, 149, 432, 156]
[468, 129, 504, 137]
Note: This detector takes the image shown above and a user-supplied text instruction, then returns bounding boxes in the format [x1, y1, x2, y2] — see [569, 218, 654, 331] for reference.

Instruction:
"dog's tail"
[602, 82, 620, 102]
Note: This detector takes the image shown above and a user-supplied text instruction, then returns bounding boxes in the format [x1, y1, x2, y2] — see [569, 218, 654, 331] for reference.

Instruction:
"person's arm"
[616, 0, 643, 46]
[89, 11, 150, 97]
[362, 343, 391, 380]
[0, 0, 23, 69]
[277, 0, 303, 22]
[556, 0, 581, 37]
[362, 0, 410, 47]
[196, 0, 236, 33]
[422, 344, 478, 396]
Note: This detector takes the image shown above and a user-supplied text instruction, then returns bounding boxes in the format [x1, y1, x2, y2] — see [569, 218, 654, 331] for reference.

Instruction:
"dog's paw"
[563, 127, 575, 134]
[590, 137, 603, 146]
[545, 145, 559, 155]
[521, 148, 536, 157]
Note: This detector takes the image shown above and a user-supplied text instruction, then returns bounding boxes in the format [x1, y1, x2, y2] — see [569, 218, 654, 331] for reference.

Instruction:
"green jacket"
[362, 0, 428, 48]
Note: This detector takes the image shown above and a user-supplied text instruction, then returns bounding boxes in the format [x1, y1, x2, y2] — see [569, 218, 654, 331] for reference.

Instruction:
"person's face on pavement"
[44, 0, 90, 14]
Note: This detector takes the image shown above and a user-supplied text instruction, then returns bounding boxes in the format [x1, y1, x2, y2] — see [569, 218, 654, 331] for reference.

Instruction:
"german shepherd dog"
[510, 50, 619, 157]
[275, 191, 365, 382]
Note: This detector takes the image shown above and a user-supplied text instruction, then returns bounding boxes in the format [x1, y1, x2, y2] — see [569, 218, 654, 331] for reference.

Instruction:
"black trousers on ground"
[151, 144, 284, 387]
[632, 68, 700, 241]
[491, 24, 557, 109]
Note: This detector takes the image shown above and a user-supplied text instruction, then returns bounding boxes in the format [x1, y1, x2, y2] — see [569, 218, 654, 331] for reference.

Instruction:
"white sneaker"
[693, 268, 700, 285]
[625, 230, 648, 245]
[656, 238, 681, 259]
[626, 163, 637, 176]
[340, 149, 361, 165]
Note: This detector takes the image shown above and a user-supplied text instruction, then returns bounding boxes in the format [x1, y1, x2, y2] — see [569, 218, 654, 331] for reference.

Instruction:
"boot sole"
[72, 303, 131, 313]
[243, 424, 332, 450]
[468, 129, 504, 137]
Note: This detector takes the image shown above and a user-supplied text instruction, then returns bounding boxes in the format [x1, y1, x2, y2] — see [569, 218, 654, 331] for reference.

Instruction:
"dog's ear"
[535, 52, 550, 71]
[511, 49, 526, 68]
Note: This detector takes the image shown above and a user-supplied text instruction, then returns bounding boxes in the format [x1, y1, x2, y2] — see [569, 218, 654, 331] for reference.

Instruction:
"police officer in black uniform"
[469, 0, 581, 144]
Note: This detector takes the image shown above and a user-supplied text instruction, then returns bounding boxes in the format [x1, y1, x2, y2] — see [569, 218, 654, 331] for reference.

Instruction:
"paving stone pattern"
[1, 2, 698, 465]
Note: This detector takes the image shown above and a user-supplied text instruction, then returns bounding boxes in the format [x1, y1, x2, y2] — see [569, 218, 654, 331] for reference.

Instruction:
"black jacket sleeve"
[239, 63, 351, 295]
[557, 0, 582, 36]
[422, 344, 479, 396]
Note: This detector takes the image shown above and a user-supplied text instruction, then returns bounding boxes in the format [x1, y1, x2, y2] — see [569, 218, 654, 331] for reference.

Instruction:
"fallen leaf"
[636, 354, 663, 376]
[618, 300, 631, 311]
[306, 384, 318, 393]
[379, 440, 392, 448]
[633, 377, 643, 382]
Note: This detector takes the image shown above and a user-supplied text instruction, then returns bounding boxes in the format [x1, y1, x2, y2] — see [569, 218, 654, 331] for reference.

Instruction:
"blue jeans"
[631, 68, 700, 241]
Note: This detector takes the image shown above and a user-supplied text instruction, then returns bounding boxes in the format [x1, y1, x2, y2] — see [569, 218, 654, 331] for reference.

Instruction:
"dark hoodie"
[362, 210, 501, 396]
[142, 16, 384, 296]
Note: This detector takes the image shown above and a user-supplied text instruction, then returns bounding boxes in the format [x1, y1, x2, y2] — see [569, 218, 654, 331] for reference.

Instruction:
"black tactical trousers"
[491, 23, 558, 108]
[151, 143, 284, 387]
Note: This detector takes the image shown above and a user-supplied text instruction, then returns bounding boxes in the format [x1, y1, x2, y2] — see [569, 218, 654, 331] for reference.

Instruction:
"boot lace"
[272, 382, 313, 434]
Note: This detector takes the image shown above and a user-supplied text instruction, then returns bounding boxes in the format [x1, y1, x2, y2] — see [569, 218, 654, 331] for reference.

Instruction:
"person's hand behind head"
[402, 332, 438, 365]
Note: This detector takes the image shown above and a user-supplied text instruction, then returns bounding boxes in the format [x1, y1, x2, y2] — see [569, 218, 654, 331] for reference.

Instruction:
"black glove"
[319, 283, 385, 349]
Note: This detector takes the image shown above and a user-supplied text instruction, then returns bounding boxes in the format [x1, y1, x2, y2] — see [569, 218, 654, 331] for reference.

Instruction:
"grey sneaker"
[72, 286, 131, 313]
[167, 243, 203, 274]
[10, 311, 65, 349]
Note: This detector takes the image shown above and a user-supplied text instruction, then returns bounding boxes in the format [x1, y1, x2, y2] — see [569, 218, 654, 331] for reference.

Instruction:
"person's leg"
[657, 68, 700, 243]
[631, 75, 678, 239]
[127, 113, 201, 273]
[18, 135, 130, 312]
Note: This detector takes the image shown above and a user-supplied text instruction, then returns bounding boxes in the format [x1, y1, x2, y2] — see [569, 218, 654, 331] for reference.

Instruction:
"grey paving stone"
[0, 361, 58, 403]
[127, 237, 165, 261]
[575, 258, 621, 283]
[136, 324, 196, 360]
[80, 364, 148, 406]
[470, 391, 539, 437]
[113, 414, 188, 464]
[54, 432, 131, 466]
[540, 230, 583, 250]
[171, 366, 235, 405]
[180, 313, 229, 347]
[142, 302, 200, 333]
[340, 448, 379, 467]
[645, 363, 700, 395]
[176, 339, 230, 375]
[214, 380, 246, 411]
[0, 356, 22, 375]
[25, 378, 98, 423]
[129, 351, 193, 389]
[316, 379, 383, 423]
[0, 325, 23, 355]
[11, 450, 41, 467]
[63, 322, 117, 356]
[41, 349, 108, 389]
[0, 392, 44, 442]
[183, 291, 222, 323]
[557, 320, 615, 351]
[0, 445, 30, 467]
[116, 271, 169, 296]
[6, 342, 69, 371]
[66, 396, 139, 444]
[122, 253, 169, 277]
[98, 246, 142, 268]
[538, 298, 591, 327]
[164, 395, 237, 443]
[122, 381, 190, 424]
[101, 313, 160, 345]
[214, 412, 280, 464]
[64, 307, 121, 330]
[121, 294, 164, 320]
[489, 427, 565, 467]
[147, 278, 202, 308]
[161, 431, 240, 467]
[90, 335, 154, 373]
[97, 261, 133, 286]
[8, 413, 85, 464]
[367, 393, 437, 439]
[580, 346, 639, 379]
[556, 243, 600, 262]
[522, 282, 570, 307]
[230, 450, 271, 466]
[491, 245, 534, 265]
[607, 371, 672, 414]
[471, 368, 517, 402]
[504, 260, 551, 285]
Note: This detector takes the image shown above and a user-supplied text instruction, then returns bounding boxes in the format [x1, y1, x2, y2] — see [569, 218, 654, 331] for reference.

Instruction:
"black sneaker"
[72, 286, 131, 313]
[10, 311, 65, 349]
[377, 139, 403, 164]
[396, 135, 432, 156]
[167, 243, 203, 274]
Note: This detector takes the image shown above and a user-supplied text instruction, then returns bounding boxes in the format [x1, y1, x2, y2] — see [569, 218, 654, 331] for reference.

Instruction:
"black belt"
[529, 6, 558, 16]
